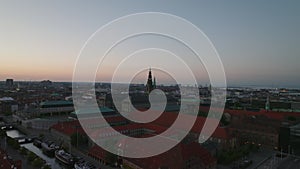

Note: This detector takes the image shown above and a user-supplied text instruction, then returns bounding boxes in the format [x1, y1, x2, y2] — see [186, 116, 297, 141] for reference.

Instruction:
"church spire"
[146, 68, 154, 94]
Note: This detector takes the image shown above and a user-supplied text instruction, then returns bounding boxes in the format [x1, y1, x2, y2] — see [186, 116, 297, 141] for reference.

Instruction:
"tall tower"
[265, 94, 270, 111]
[146, 68, 154, 94]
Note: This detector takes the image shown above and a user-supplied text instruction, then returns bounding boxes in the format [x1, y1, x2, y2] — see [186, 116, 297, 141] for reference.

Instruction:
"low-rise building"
[38, 100, 74, 116]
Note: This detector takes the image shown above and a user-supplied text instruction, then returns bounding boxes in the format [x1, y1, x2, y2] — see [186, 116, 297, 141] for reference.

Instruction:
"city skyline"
[1, 1, 299, 88]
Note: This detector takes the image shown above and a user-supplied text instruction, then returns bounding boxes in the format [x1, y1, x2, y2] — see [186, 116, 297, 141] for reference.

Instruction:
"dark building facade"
[279, 123, 300, 155]
[5, 79, 13, 87]
[0, 98, 18, 115]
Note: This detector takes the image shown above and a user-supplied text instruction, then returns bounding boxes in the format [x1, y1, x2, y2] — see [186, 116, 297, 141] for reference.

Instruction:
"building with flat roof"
[69, 106, 116, 119]
[87, 140, 216, 169]
[38, 100, 74, 116]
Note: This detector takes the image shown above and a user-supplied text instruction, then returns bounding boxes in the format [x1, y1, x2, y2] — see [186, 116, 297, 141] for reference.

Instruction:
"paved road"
[256, 155, 282, 169]
[277, 156, 300, 169]
[248, 148, 274, 169]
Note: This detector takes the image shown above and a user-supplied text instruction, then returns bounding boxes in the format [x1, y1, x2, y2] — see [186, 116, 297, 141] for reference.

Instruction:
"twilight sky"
[0, 0, 299, 88]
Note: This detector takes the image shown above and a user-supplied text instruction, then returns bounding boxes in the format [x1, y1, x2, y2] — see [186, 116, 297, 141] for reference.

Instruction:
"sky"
[0, 0, 299, 88]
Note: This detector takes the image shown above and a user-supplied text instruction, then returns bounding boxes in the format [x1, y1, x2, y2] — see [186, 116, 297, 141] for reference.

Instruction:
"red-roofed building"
[229, 114, 282, 148]
[50, 116, 129, 147]
[51, 111, 235, 152]
[51, 120, 85, 136]
[198, 106, 300, 148]
[152, 112, 235, 150]
[89, 123, 167, 142]
[0, 148, 22, 169]
[199, 106, 300, 121]
[123, 142, 216, 169]
[88, 140, 216, 169]
[51, 110, 233, 167]
[88, 145, 108, 164]
[51, 120, 86, 147]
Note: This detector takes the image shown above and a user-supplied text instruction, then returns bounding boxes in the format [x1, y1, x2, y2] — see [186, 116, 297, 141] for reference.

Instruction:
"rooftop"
[70, 106, 115, 117]
[40, 100, 73, 107]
